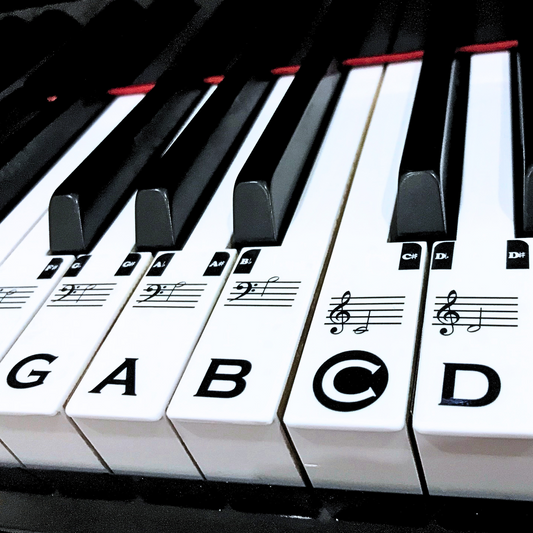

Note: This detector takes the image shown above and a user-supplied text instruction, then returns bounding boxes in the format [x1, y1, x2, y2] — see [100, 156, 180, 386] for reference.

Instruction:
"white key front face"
[284, 61, 425, 493]
[413, 52, 533, 500]
[168, 66, 383, 485]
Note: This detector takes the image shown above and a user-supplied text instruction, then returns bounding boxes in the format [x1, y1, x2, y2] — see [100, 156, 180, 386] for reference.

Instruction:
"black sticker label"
[115, 253, 142, 276]
[203, 252, 230, 276]
[431, 242, 454, 270]
[234, 249, 260, 274]
[64, 256, 91, 277]
[507, 240, 529, 269]
[146, 253, 175, 277]
[37, 258, 64, 279]
[399, 243, 422, 270]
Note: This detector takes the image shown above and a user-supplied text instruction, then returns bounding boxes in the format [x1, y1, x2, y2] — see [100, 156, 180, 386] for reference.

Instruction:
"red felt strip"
[457, 40, 518, 53]
[203, 75, 225, 85]
[108, 83, 155, 95]
[271, 65, 300, 76]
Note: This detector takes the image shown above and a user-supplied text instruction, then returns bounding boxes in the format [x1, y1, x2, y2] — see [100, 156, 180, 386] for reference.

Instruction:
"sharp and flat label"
[64, 256, 91, 277]
[399, 243, 422, 270]
[431, 242, 454, 270]
[37, 258, 64, 279]
[507, 240, 529, 269]
[203, 252, 231, 276]
[233, 249, 260, 274]
[146, 253, 175, 277]
[114, 253, 142, 276]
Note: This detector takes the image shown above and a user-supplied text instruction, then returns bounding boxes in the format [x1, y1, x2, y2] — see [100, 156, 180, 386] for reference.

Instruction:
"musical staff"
[133, 282, 206, 309]
[434, 290, 518, 336]
[0, 286, 36, 310]
[225, 277, 301, 307]
[325, 292, 406, 334]
[48, 283, 116, 307]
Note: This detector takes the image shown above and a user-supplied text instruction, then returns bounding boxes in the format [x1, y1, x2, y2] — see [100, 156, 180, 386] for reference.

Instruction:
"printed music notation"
[434, 290, 518, 336]
[225, 276, 301, 307]
[325, 291, 405, 335]
[133, 282, 206, 309]
[48, 283, 116, 307]
[0, 286, 37, 310]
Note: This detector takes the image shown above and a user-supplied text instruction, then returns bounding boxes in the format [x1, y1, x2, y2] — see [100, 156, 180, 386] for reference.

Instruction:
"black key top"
[0, 11, 80, 95]
[48, 0, 268, 254]
[0, 96, 111, 223]
[339, 0, 404, 59]
[513, 34, 533, 235]
[49, 86, 204, 254]
[393, 12, 470, 241]
[134, 0, 332, 251]
[390, 0, 434, 54]
[232, 28, 343, 247]
[0, 1, 145, 170]
[103, 0, 198, 90]
[135, 69, 273, 250]
[24, 0, 145, 97]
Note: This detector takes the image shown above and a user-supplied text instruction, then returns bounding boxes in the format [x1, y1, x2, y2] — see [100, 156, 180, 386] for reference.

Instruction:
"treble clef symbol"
[436, 290, 460, 336]
[329, 291, 351, 335]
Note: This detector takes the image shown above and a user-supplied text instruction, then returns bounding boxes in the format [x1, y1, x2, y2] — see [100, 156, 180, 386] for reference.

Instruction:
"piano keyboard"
[0, 0, 531, 531]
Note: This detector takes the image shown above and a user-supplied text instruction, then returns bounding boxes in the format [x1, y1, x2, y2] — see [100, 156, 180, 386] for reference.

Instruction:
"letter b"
[195, 359, 252, 399]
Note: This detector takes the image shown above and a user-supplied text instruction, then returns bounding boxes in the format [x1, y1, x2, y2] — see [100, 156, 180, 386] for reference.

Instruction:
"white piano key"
[0, 196, 152, 470]
[0, 213, 75, 362]
[167, 65, 382, 485]
[412, 52, 533, 500]
[283, 60, 426, 493]
[0, 94, 144, 268]
[64, 76, 292, 477]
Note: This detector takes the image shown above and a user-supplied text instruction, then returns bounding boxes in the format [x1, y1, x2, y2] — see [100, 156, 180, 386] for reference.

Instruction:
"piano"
[0, 0, 530, 531]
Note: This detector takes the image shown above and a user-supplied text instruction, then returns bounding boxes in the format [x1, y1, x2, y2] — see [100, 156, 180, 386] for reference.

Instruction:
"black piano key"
[232, 50, 343, 246]
[135, 71, 273, 250]
[390, 0, 434, 54]
[0, 11, 80, 95]
[468, 0, 516, 45]
[0, 2, 145, 172]
[23, 0, 145, 97]
[0, 95, 111, 223]
[47, 0, 266, 255]
[0, 94, 74, 172]
[512, 33, 533, 235]
[393, 14, 470, 241]
[48, 0, 258, 254]
[101, 0, 198, 90]
[48, 86, 204, 254]
[341, 0, 405, 59]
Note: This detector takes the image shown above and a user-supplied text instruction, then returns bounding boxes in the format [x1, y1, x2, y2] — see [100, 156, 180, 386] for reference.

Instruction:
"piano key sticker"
[313, 351, 389, 412]
[47, 283, 116, 308]
[326, 292, 406, 335]
[133, 282, 206, 309]
[0, 286, 37, 310]
[225, 277, 301, 308]
[434, 290, 518, 335]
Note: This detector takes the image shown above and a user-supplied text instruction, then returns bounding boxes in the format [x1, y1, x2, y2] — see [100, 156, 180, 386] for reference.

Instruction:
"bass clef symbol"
[329, 291, 351, 335]
[436, 290, 460, 336]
